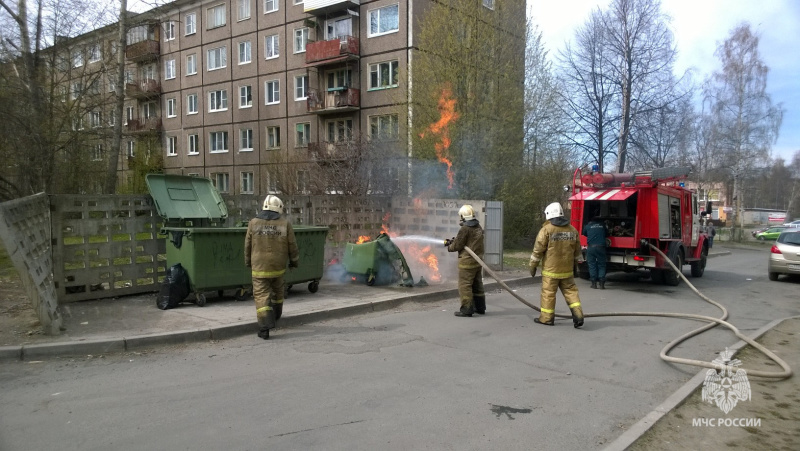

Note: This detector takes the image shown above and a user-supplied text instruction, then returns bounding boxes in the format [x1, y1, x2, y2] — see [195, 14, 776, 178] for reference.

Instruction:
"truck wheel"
[664, 246, 683, 286]
[690, 245, 708, 277]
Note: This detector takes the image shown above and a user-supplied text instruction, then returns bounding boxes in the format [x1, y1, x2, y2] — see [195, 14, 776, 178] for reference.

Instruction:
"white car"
[768, 229, 800, 281]
[782, 220, 800, 227]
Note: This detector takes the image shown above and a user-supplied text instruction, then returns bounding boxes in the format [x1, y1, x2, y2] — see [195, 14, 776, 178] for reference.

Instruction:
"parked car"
[755, 227, 787, 240]
[768, 229, 800, 280]
[752, 226, 771, 237]
[782, 220, 800, 228]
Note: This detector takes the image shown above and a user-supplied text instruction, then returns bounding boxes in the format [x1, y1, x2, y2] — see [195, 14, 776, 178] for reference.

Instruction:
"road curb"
[3, 276, 534, 361]
[603, 316, 794, 451]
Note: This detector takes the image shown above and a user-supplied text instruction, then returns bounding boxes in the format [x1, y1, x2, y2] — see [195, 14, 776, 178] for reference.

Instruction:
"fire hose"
[463, 245, 792, 380]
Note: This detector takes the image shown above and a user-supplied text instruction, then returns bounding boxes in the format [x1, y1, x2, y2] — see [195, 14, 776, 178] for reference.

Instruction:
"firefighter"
[582, 215, 608, 289]
[444, 204, 486, 317]
[529, 202, 585, 328]
[244, 195, 299, 339]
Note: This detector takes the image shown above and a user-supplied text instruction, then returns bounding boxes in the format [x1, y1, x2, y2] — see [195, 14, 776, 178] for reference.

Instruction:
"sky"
[529, 0, 800, 163]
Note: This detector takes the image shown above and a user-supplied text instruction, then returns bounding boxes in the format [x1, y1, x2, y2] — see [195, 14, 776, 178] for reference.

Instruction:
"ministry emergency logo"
[701, 348, 751, 414]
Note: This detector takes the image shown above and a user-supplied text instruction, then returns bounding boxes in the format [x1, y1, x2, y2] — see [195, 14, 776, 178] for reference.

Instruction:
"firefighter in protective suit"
[444, 205, 485, 317]
[529, 202, 585, 328]
[244, 195, 299, 339]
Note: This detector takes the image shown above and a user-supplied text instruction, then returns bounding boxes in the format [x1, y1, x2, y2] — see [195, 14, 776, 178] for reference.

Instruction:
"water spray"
[463, 246, 792, 380]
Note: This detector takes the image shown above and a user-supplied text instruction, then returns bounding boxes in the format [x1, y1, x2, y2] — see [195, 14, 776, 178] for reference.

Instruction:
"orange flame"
[420, 85, 459, 189]
[381, 212, 392, 236]
[356, 236, 371, 244]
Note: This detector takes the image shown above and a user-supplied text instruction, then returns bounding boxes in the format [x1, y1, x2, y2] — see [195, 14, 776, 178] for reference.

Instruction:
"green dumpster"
[285, 226, 329, 293]
[342, 233, 414, 287]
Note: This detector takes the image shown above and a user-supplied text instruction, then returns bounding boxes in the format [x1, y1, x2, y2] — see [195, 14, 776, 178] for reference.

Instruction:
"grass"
[0, 242, 15, 278]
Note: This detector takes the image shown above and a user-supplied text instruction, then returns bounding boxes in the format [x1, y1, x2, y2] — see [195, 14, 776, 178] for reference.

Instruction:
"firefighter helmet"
[262, 195, 284, 213]
[544, 202, 564, 220]
[459, 204, 476, 222]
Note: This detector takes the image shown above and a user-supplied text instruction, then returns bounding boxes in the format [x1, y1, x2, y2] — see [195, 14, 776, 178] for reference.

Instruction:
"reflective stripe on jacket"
[447, 220, 484, 269]
[529, 219, 582, 279]
[244, 213, 299, 279]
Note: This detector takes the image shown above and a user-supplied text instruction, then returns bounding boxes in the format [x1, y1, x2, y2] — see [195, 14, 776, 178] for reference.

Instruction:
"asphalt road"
[1, 247, 797, 451]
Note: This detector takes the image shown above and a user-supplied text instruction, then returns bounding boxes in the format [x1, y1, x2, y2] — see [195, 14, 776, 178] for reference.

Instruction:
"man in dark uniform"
[582, 215, 609, 289]
[444, 204, 485, 317]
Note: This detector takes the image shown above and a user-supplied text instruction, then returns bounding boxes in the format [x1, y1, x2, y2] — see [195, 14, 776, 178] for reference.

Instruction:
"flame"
[401, 243, 442, 282]
[381, 212, 392, 236]
[356, 236, 371, 244]
[420, 85, 459, 189]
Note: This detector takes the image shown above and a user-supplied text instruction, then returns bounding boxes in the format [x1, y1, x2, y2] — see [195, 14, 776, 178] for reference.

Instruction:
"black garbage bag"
[157, 263, 190, 310]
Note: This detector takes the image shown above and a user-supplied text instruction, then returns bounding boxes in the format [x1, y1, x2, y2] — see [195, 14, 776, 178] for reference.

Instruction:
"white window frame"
[264, 0, 278, 14]
[187, 93, 198, 114]
[295, 122, 310, 148]
[266, 126, 280, 149]
[241, 172, 254, 194]
[368, 4, 399, 37]
[239, 41, 252, 64]
[91, 144, 103, 161]
[238, 0, 251, 20]
[186, 54, 197, 75]
[294, 28, 309, 54]
[164, 21, 176, 41]
[265, 35, 279, 59]
[207, 46, 227, 71]
[294, 75, 308, 100]
[166, 136, 178, 156]
[127, 140, 135, 157]
[265, 80, 280, 105]
[188, 134, 199, 155]
[90, 111, 101, 128]
[164, 59, 176, 80]
[125, 106, 134, 124]
[239, 85, 252, 108]
[209, 89, 228, 112]
[71, 82, 81, 100]
[327, 118, 353, 142]
[213, 173, 230, 192]
[369, 114, 399, 140]
[207, 4, 226, 29]
[293, 0, 303, 4]
[88, 44, 101, 63]
[369, 60, 398, 90]
[239, 128, 253, 151]
[166, 98, 177, 118]
[73, 51, 83, 68]
[185, 13, 197, 35]
[209, 131, 229, 153]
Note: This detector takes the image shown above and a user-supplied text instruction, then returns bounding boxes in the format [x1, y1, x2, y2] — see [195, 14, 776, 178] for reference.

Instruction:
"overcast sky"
[529, 0, 800, 163]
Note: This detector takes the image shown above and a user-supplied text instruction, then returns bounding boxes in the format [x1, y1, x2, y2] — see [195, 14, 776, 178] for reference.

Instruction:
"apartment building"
[62, 0, 524, 196]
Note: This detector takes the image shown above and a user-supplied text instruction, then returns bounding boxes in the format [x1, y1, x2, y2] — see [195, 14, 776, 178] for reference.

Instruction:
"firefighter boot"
[599, 280, 605, 289]
[590, 280, 597, 289]
[473, 295, 486, 315]
[271, 300, 284, 321]
[534, 318, 554, 326]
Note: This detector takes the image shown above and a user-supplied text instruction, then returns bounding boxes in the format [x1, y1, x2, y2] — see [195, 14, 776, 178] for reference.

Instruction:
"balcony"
[303, 0, 359, 15]
[126, 39, 159, 62]
[308, 141, 360, 162]
[307, 88, 360, 114]
[125, 79, 161, 99]
[305, 36, 359, 66]
[125, 117, 162, 134]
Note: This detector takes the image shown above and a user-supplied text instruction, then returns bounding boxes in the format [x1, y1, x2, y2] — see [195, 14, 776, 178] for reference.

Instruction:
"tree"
[704, 23, 784, 232]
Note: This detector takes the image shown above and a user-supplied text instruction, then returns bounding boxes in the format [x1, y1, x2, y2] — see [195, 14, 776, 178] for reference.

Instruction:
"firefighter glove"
[289, 260, 299, 268]
[444, 238, 454, 247]
[530, 267, 537, 278]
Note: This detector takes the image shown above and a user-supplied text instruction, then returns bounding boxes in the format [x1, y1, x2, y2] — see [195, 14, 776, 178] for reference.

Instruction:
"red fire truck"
[568, 166, 711, 285]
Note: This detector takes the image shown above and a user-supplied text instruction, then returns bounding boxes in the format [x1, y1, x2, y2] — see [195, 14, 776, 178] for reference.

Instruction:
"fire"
[403, 243, 442, 282]
[420, 85, 459, 189]
[356, 236, 371, 244]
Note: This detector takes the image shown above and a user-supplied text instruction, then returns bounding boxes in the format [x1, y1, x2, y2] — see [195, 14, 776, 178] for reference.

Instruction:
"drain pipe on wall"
[463, 246, 792, 380]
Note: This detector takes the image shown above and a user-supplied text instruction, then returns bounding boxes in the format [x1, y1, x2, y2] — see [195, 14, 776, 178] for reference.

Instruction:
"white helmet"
[544, 202, 564, 220]
[459, 204, 475, 221]
[262, 195, 284, 213]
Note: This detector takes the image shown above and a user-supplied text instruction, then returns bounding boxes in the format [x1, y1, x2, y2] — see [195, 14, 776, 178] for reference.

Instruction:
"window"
[167, 98, 177, 117]
[267, 174, 278, 193]
[369, 114, 399, 140]
[265, 35, 279, 59]
[265, 80, 280, 104]
[71, 82, 81, 100]
[266, 126, 280, 149]
[293, 0, 303, 4]
[482, 0, 494, 9]
[91, 144, 103, 161]
[294, 28, 309, 53]
[326, 17, 352, 41]
[73, 51, 83, 68]
[295, 75, 308, 100]
[327, 69, 352, 90]
[127, 140, 135, 157]
[297, 170, 308, 193]
[238, 0, 251, 20]
[208, 4, 226, 29]
[213, 173, 230, 192]
[210, 131, 229, 152]
[207, 46, 227, 70]
[209, 90, 228, 111]
[186, 54, 197, 75]
[369, 60, 398, 89]
[90, 111, 102, 128]
[164, 59, 176, 79]
[187, 93, 198, 114]
[368, 4, 399, 37]
[239, 85, 252, 108]
[264, 0, 278, 13]
[127, 25, 154, 44]
[185, 13, 196, 35]
[327, 119, 353, 142]
[241, 172, 254, 194]
[240, 128, 253, 151]
[142, 101, 157, 118]
[109, 111, 116, 126]
[295, 122, 310, 147]
[125, 106, 134, 124]
[164, 21, 175, 41]
[89, 80, 100, 95]
[125, 70, 134, 83]
[88, 45, 101, 62]
[107, 75, 116, 93]
[166, 136, 178, 156]
[188, 134, 199, 154]
[239, 41, 251, 64]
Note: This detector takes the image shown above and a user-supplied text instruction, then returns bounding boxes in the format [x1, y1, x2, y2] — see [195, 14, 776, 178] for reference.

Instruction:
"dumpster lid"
[145, 174, 228, 221]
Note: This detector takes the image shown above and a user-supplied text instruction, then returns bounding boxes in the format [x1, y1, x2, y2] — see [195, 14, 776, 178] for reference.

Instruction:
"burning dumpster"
[342, 233, 415, 287]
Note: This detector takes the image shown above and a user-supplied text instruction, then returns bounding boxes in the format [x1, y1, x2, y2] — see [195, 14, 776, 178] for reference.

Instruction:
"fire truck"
[568, 166, 711, 285]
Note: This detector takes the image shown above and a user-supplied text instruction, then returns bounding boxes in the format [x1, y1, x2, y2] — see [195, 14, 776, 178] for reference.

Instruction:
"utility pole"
[106, 0, 127, 194]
